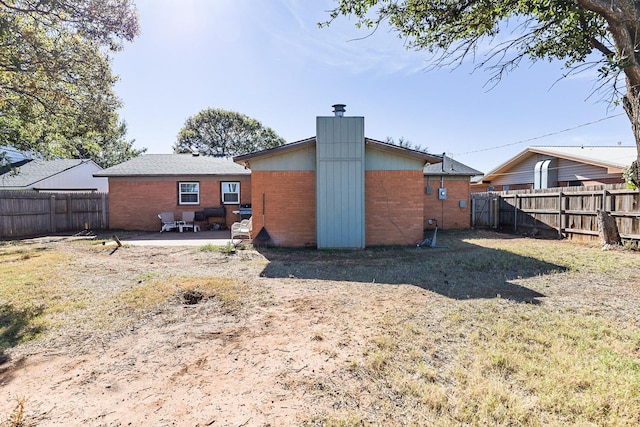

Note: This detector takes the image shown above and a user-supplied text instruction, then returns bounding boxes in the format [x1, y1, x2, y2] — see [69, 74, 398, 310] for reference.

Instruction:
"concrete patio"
[116, 229, 246, 247]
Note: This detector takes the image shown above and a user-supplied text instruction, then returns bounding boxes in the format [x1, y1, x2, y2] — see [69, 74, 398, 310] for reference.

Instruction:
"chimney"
[332, 104, 346, 117]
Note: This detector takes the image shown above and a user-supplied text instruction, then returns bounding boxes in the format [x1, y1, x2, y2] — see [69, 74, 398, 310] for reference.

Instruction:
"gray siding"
[492, 157, 538, 186]
[365, 146, 425, 171]
[37, 161, 108, 192]
[247, 145, 316, 171]
[316, 116, 365, 248]
[556, 159, 614, 181]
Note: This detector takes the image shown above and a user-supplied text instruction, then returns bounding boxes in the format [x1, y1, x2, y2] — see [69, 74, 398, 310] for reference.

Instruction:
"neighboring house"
[472, 145, 636, 192]
[94, 154, 251, 231]
[424, 156, 482, 229]
[0, 159, 108, 192]
[234, 105, 479, 248]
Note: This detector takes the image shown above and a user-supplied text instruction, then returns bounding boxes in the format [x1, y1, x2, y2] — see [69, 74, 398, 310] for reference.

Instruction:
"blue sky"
[111, 0, 634, 174]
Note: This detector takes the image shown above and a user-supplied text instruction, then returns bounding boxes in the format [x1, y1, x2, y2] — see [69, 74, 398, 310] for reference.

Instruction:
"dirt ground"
[1, 232, 639, 426]
[1, 237, 434, 426]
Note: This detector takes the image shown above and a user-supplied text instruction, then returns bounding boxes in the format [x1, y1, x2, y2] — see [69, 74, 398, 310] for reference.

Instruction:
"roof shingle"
[95, 154, 250, 177]
[0, 159, 88, 187]
[423, 157, 483, 176]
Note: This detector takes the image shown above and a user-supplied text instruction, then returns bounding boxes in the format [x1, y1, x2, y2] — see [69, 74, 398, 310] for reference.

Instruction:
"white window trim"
[221, 181, 240, 205]
[179, 181, 200, 205]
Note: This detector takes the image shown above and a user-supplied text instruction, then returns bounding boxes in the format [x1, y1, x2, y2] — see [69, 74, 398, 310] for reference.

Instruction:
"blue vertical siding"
[316, 116, 365, 248]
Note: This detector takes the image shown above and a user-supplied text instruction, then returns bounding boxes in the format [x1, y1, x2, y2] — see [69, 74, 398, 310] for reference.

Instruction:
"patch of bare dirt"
[1, 233, 639, 426]
[1, 240, 438, 426]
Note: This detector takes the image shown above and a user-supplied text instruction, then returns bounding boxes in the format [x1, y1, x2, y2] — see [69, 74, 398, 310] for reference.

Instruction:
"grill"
[239, 203, 252, 220]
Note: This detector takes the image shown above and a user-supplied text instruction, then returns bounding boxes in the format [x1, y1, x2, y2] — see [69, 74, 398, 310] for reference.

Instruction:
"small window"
[221, 182, 240, 204]
[179, 182, 199, 205]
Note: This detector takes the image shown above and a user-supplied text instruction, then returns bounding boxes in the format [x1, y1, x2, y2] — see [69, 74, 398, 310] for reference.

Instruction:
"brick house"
[424, 157, 482, 230]
[96, 107, 480, 245]
[94, 154, 250, 230]
[234, 105, 477, 248]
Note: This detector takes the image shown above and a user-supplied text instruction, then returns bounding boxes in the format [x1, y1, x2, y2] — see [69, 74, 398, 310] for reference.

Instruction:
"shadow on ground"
[0, 304, 43, 368]
[258, 231, 563, 303]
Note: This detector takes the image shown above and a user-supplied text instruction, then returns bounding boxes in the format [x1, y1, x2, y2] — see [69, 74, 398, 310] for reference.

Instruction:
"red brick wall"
[365, 170, 424, 246]
[108, 177, 250, 231]
[251, 170, 425, 247]
[250, 171, 316, 247]
[424, 177, 471, 229]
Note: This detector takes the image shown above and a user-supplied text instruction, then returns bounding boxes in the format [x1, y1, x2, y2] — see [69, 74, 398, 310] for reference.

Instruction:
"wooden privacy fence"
[0, 191, 108, 238]
[471, 184, 640, 242]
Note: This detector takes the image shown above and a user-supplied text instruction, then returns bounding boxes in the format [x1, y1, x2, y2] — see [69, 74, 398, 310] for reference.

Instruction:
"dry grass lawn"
[1, 230, 639, 426]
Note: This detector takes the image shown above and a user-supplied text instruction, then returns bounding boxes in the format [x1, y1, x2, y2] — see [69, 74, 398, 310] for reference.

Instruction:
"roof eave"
[424, 171, 480, 177]
[480, 148, 531, 181]
[365, 138, 442, 163]
[528, 147, 631, 170]
[94, 172, 251, 178]
[234, 137, 442, 167]
[233, 138, 316, 165]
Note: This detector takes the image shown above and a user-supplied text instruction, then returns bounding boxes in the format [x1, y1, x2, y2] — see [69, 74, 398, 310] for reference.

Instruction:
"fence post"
[487, 198, 495, 228]
[558, 191, 563, 239]
[101, 193, 108, 230]
[513, 195, 518, 233]
[49, 194, 56, 233]
[602, 189, 608, 211]
[66, 194, 73, 231]
[471, 196, 476, 228]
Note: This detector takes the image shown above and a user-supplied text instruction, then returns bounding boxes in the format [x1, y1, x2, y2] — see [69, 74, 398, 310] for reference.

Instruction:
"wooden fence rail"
[471, 184, 640, 242]
[0, 191, 109, 238]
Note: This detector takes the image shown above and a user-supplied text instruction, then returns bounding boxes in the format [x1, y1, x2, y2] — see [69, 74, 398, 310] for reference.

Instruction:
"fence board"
[472, 184, 640, 242]
[0, 191, 109, 238]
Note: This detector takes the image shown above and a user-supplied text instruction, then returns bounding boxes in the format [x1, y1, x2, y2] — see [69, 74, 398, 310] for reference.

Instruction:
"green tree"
[0, 0, 141, 166]
[174, 108, 287, 157]
[65, 121, 146, 168]
[325, 0, 640, 184]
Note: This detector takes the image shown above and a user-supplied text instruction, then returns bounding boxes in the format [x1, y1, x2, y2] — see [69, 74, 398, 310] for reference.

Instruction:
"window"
[179, 182, 199, 205]
[221, 182, 240, 204]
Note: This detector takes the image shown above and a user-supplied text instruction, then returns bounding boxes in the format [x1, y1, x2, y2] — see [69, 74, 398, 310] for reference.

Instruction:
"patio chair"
[180, 211, 200, 232]
[158, 212, 177, 232]
[231, 217, 252, 241]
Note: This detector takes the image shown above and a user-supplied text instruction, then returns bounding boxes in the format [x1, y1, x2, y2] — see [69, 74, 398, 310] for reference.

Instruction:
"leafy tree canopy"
[0, 0, 142, 167]
[324, 0, 640, 184]
[66, 121, 146, 169]
[174, 108, 287, 157]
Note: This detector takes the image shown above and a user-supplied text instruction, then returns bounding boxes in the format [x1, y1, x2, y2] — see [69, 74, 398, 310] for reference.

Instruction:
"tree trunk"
[598, 0, 640, 185]
[596, 210, 621, 247]
[623, 83, 640, 186]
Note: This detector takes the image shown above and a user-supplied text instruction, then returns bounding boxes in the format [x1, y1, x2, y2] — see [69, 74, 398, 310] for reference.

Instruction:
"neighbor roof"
[480, 145, 637, 181]
[423, 157, 483, 176]
[94, 154, 250, 177]
[0, 159, 92, 188]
